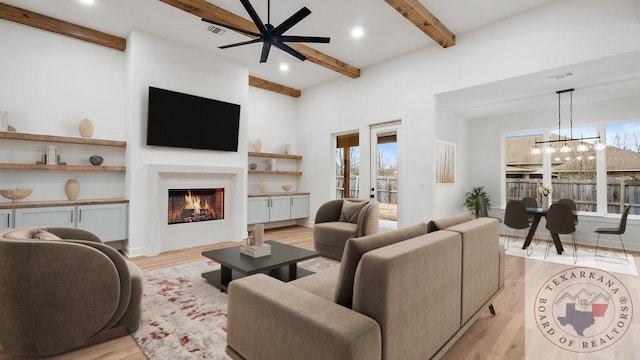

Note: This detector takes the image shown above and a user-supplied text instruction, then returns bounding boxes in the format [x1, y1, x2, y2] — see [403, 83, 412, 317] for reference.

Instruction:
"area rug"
[503, 237, 638, 276]
[133, 256, 340, 359]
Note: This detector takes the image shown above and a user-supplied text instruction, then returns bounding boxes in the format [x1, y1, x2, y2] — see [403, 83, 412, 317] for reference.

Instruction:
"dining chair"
[478, 196, 502, 223]
[503, 200, 529, 251]
[545, 203, 578, 264]
[521, 197, 539, 241]
[556, 198, 578, 226]
[594, 205, 631, 264]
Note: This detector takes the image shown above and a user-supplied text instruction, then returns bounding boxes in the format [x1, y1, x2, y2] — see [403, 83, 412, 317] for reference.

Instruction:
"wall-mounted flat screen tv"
[146, 86, 241, 152]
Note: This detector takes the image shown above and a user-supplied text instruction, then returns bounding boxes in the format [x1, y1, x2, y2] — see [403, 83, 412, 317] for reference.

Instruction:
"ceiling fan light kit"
[202, 0, 330, 63]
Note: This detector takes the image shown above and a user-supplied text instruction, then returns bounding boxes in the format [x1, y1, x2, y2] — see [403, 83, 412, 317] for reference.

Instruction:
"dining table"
[521, 207, 566, 254]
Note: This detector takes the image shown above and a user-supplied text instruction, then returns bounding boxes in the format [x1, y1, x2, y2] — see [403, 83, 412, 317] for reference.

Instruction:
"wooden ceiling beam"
[158, 0, 360, 78]
[384, 0, 455, 48]
[249, 76, 301, 98]
[0, 2, 126, 51]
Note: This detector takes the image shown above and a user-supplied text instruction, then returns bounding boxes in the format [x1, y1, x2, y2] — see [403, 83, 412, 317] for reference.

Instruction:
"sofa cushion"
[313, 222, 358, 246]
[339, 200, 367, 223]
[289, 267, 340, 302]
[426, 212, 474, 232]
[335, 222, 429, 308]
[34, 229, 62, 240]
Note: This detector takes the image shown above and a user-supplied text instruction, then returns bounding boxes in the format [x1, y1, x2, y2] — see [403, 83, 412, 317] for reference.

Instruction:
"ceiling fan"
[201, 0, 330, 63]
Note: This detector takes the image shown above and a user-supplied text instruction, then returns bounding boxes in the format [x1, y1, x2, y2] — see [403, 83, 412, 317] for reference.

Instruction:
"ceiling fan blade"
[219, 39, 261, 49]
[201, 18, 260, 37]
[272, 7, 311, 36]
[239, 0, 268, 34]
[260, 42, 272, 63]
[273, 41, 307, 62]
[279, 36, 330, 44]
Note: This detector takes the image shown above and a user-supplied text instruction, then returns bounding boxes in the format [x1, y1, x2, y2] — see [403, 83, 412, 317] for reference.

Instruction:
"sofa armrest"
[227, 274, 381, 360]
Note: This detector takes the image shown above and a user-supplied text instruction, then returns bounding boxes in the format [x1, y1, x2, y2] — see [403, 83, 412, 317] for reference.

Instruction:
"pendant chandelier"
[530, 88, 604, 155]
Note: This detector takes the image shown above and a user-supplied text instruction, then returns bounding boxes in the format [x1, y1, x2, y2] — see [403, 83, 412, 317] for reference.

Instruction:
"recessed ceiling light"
[351, 26, 364, 39]
[78, 0, 95, 5]
[279, 63, 290, 72]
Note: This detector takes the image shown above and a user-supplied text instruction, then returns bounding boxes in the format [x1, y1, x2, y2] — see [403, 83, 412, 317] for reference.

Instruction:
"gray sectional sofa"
[226, 212, 505, 360]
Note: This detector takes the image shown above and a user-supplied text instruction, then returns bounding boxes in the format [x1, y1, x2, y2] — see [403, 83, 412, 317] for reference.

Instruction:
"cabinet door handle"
[79, 210, 82, 222]
[70, 210, 74, 223]
[6, 215, 9, 228]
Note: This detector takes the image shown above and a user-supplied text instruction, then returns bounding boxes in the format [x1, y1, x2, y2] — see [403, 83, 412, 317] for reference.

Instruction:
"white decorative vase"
[79, 118, 94, 138]
[542, 196, 549, 210]
[260, 180, 268, 193]
[65, 179, 80, 200]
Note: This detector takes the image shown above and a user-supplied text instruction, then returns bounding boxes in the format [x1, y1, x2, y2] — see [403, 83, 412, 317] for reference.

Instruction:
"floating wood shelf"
[248, 170, 302, 176]
[0, 131, 126, 147]
[248, 152, 302, 160]
[0, 163, 126, 172]
[0, 198, 128, 210]
[248, 192, 310, 197]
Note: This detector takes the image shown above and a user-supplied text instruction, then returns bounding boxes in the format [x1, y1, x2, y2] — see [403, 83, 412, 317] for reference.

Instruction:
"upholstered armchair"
[313, 199, 379, 260]
[0, 227, 143, 357]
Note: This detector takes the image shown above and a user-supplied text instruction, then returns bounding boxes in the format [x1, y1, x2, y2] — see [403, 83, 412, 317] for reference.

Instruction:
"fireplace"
[167, 188, 224, 225]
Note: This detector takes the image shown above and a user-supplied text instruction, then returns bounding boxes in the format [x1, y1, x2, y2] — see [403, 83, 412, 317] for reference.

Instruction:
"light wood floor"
[1, 226, 637, 359]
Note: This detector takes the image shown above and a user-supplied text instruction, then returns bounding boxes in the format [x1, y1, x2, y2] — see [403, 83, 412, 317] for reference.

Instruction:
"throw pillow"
[334, 222, 429, 308]
[339, 200, 367, 223]
[33, 229, 62, 240]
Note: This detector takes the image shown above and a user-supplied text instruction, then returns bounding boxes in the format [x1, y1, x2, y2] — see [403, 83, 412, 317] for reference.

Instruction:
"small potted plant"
[464, 186, 491, 217]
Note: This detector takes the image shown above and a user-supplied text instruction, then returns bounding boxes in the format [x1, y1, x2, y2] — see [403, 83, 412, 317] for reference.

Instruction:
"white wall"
[0, 20, 301, 256]
[248, 87, 299, 154]
[0, 20, 125, 201]
[298, 0, 640, 227]
[467, 95, 640, 206]
[434, 106, 468, 218]
[125, 30, 249, 256]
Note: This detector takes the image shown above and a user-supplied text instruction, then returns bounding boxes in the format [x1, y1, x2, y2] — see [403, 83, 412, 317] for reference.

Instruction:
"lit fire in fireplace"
[168, 188, 224, 225]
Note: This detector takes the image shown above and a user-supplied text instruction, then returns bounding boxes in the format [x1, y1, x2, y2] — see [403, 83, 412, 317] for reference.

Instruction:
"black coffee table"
[201, 240, 320, 291]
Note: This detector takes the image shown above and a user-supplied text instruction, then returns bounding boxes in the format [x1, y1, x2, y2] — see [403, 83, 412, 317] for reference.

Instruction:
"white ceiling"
[3, 0, 554, 91]
[437, 49, 640, 119]
[5, 0, 637, 119]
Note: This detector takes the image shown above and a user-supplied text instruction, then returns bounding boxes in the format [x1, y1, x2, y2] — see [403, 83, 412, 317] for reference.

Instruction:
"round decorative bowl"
[89, 155, 104, 166]
[281, 184, 293, 192]
[0, 188, 33, 203]
[249, 162, 258, 170]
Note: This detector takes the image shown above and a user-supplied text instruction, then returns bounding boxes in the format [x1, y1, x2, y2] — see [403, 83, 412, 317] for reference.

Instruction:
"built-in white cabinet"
[247, 151, 309, 226]
[290, 194, 310, 219]
[77, 203, 127, 242]
[15, 206, 75, 228]
[247, 194, 310, 224]
[4, 201, 128, 242]
[0, 209, 12, 231]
